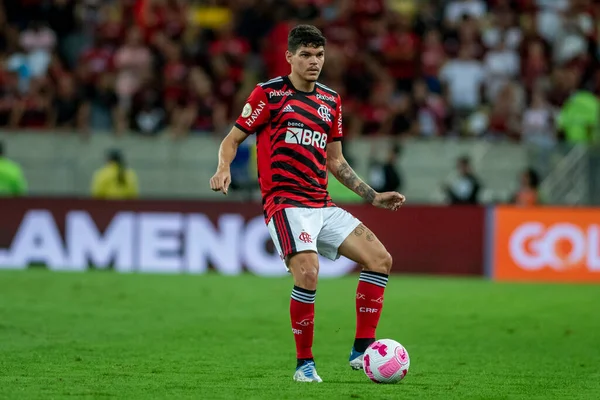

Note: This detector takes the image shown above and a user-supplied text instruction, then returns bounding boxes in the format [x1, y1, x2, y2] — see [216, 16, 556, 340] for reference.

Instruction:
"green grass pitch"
[1, 270, 599, 399]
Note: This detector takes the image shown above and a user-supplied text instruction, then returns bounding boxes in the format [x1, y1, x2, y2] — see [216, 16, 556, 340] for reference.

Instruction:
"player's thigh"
[267, 208, 322, 287]
[317, 207, 361, 260]
[267, 208, 321, 260]
[337, 223, 392, 274]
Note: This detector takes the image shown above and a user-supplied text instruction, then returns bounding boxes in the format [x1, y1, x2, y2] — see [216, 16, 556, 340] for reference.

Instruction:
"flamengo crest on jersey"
[317, 104, 331, 122]
[234, 76, 343, 222]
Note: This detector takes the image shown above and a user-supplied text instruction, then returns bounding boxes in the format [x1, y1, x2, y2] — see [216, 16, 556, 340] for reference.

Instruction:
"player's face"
[286, 46, 325, 82]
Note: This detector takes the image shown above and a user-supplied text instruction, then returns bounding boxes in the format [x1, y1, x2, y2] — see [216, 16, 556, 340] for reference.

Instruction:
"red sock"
[355, 270, 388, 340]
[290, 286, 316, 360]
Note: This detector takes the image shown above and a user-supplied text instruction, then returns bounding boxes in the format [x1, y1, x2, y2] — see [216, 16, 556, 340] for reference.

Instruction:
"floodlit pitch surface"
[1, 271, 598, 399]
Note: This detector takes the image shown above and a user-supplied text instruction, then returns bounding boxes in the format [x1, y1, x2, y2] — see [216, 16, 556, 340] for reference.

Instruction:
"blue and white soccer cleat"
[349, 348, 364, 370]
[293, 360, 323, 382]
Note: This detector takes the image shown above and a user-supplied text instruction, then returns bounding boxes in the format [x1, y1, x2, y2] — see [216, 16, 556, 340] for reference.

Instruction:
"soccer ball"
[362, 339, 410, 384]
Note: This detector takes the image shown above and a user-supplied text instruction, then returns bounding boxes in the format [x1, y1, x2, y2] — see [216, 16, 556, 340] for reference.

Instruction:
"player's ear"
[285, 50, 293, 65]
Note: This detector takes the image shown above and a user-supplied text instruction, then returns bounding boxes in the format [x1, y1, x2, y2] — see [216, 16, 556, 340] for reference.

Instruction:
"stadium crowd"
[0, 0, 598, 145]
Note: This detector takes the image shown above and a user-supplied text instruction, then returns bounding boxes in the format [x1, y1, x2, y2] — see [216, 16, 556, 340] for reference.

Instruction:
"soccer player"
[210, 25, 405, 382]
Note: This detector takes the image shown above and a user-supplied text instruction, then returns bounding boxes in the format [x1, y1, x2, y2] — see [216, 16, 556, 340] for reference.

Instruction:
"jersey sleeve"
[234, 86, 270, 135]
[330, 96, 343, 142]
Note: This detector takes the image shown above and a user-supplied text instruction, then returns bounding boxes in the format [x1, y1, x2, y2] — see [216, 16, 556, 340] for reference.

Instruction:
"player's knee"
[366, 251, 393, 275]
[289, 253, 319, 289]
[300, 266, 319, 288]
[382, 252, 393, 274]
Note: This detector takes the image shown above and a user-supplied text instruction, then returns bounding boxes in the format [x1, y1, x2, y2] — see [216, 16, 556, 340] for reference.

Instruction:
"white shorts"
[267, 207, 361, 262]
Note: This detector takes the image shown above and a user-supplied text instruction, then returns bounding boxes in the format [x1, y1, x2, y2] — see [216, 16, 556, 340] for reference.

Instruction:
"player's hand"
[372, 192, 405, 211]
[210, 169, 231, 195]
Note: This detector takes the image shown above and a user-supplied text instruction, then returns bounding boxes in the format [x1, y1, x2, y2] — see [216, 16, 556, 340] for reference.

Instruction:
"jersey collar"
[284, 75, 317, 95]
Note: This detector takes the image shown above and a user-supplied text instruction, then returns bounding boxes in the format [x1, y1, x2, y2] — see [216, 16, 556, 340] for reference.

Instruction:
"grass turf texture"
[0, 271, 599, 400]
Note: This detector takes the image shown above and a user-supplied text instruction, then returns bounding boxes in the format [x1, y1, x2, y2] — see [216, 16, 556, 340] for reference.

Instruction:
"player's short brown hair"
[288, 25, 326, 54]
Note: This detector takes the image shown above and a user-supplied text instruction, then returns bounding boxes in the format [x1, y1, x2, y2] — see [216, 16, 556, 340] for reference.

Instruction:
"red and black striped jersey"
[235, 75, 343, 223]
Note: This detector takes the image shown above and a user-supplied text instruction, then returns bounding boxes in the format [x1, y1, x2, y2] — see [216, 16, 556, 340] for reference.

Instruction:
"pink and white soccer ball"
[362, 339, 410, 384]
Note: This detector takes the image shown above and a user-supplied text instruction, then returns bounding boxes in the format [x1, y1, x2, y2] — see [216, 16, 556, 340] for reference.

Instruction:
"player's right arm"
[210, 85, 269, 195]
[210, 127, 248, 195]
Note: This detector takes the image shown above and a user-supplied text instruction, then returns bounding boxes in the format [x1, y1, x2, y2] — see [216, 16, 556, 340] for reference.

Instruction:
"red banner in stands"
[0, 199, 484, 276]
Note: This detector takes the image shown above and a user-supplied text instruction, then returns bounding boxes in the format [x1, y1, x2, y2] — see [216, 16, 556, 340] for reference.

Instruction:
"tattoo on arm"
[336, 162, 376, 203]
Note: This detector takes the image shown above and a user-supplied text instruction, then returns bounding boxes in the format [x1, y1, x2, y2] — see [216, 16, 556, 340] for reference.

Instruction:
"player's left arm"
[327, 141, 405, 211]
[327, 97, 405, 210]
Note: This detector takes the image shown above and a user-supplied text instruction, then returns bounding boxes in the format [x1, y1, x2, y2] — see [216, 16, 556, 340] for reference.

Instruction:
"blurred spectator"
[162, 0, 188, 41]
[558, 89, 600, 144]
[354, 79, 405, 136]
[444, 14, 485, 59]
[95, 2, 127, 47]
[420, 29, 446, 93]
[50, 75, 89, 133]
[443, 156, 481, 205]
[486, 82, 523, 140]
[444, 0, 487, 29]
[482, 3, 522, 51]
[7, 20, 58, 93]
[289, 0, 320, 23]
[413, 0, 442, 36]
[379, 12, 419, 94]
[440, 45, 486, 133]
[234, 0, 274, 53]
[262, 11, 294, 78]
[91, 149, 139, 199]
[0, 0, 596, 147]
[135, 0, 187, 43]
[521, 39, 549, 92]
[86, 72, 123, 132]
[483, 38, 520, 102]
[522, 87, 557, 148]
[391, 94, 418, 136]
[170, 67, 226, 137]
[11, 77, 52, 129]
[0, 70, 20, 126]
[208, 20, 250, 107]
[368, 143, 403, 193]
[19, 20, 56, 56]
[547, 66, 576, 107]
[162, 40, 189, 114]
[7, 20, 55, 87]
[0, 141, 27, 196]
[114, 27, 152, 106]
[511, 168, 541, 206]
[129, 76, 166, 136]
[412, 79, 446, 137]
[78, 35, 115, 86]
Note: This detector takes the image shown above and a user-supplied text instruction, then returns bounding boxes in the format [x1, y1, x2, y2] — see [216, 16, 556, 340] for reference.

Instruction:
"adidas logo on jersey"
[283, 105, 295, 113]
